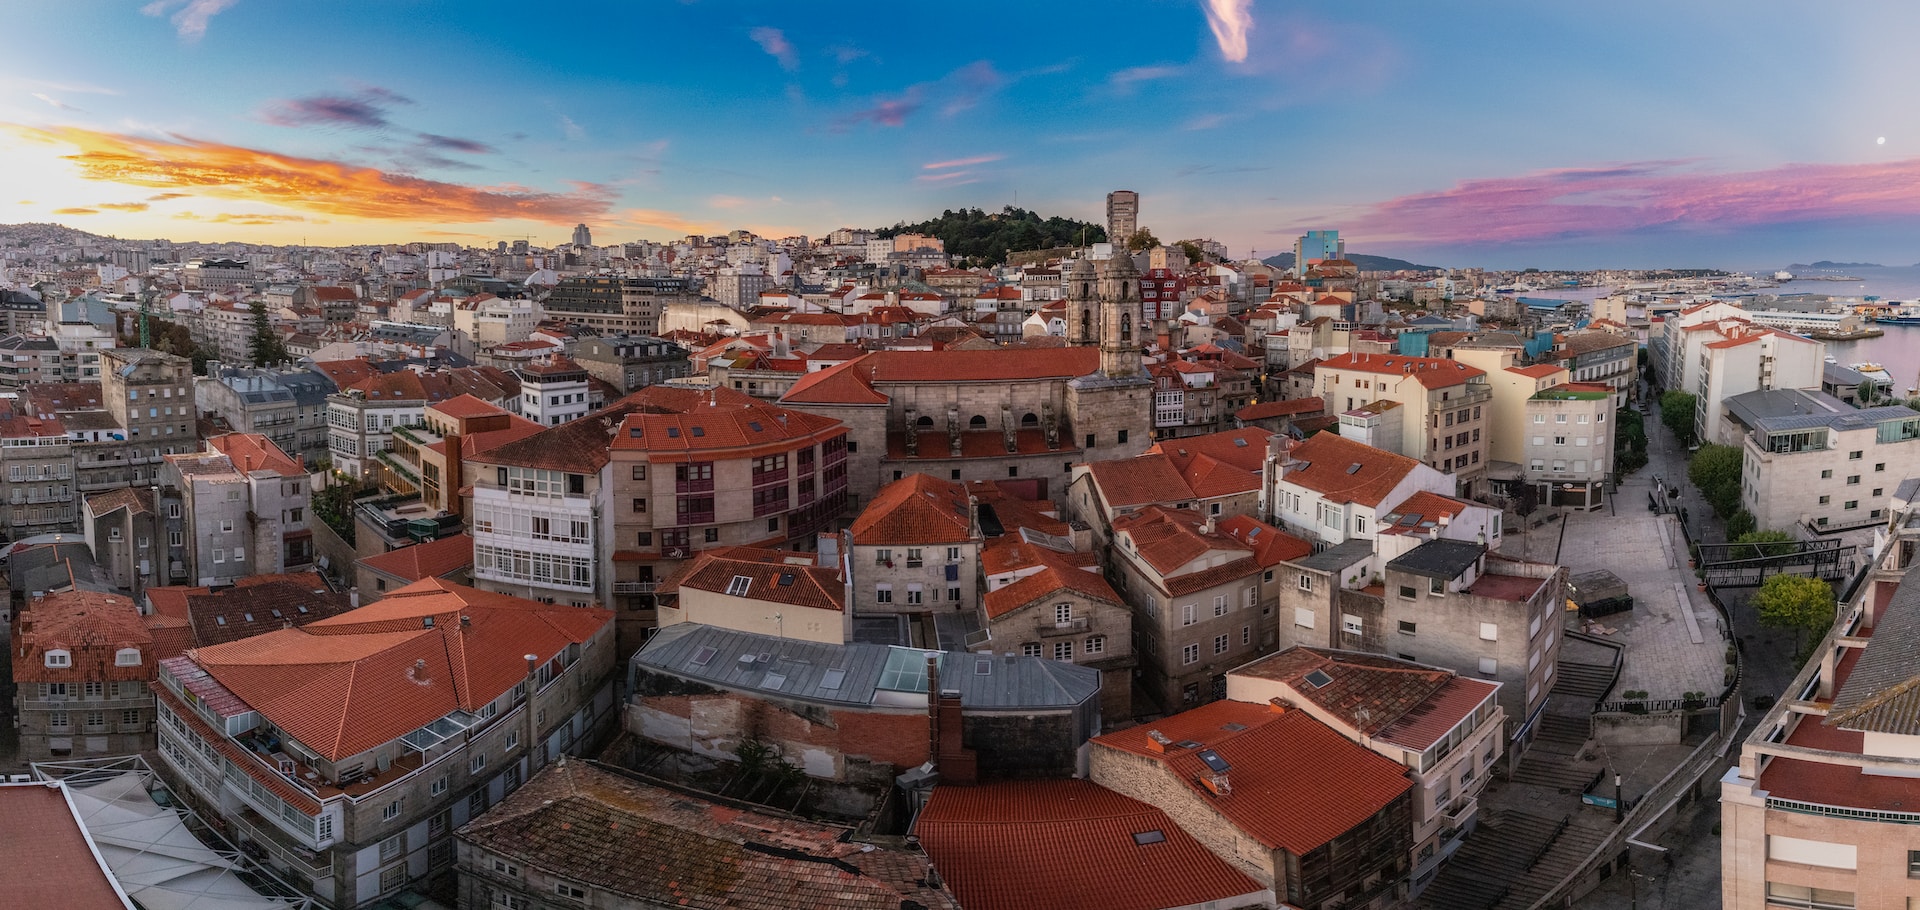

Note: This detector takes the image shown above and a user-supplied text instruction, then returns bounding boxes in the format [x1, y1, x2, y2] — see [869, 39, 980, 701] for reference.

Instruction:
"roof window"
[725, 575, 752, 596]
[1132, 830, 1166, 846]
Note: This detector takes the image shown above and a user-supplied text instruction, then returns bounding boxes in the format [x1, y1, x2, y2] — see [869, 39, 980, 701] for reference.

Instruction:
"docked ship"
[1874, 303, 1920, 325]
[1774, 270, 1794, 281]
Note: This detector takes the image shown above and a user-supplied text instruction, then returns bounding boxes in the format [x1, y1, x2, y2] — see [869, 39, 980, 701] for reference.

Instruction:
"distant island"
[1262, 252, 1442, 272]
[1789, 261, 1884, 269]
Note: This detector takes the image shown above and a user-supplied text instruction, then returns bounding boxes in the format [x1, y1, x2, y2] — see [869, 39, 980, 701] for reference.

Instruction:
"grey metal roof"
[1829, 562, 1920, 734]
[1386, 539, 1486, 580]
[1824, 362, 1869, 387]
[1294, 538, 1375, 573]
[633, 622, 1100, 712]
[1721, 388, 1919, 434]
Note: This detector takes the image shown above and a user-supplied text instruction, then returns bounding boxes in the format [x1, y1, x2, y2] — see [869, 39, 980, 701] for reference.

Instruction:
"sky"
[3, 0, 1920, 269]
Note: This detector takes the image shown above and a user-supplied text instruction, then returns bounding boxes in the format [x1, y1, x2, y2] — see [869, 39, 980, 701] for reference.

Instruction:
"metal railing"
[613, 581, 659, 595]
[1035, 617, 1090, 636]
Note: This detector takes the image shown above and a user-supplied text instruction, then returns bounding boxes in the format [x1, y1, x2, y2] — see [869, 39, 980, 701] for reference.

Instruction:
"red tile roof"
[1235, 398, 1325, 421]
[1279, 432, 1421, 507]
[0, 783, 131, 910]
[184, 578, 608, 761]
[207, 432, 303, 476]
[1112, 506, 1255, 583]
[850, 474, 975, 545]
[1093, 699, 1412, 855]
[1083, 455, 1192, 509]
[1214, 515, 1312, 566]
[915, 779, 1263, 910]
[13, 590, 151, 684]
[1316, 352, 1485, 388]
[357, 533, 474, 583]
[660, 547, 844, 612]
[429, 393, 510, 420]
[781, 348, 1102, 405]
[1506, 364, 1565, 379]
[1232, 647, 1495, 747]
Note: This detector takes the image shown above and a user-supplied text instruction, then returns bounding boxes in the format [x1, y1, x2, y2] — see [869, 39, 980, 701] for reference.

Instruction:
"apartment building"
[1721, 483, 1920, 910]
[13, 589, 157, 762]
[81, 486, 163, 592]
[1108, 505, 1310, 710]
[152, 579, 616, 909]
[1314, 353, 1492, 497]
[656, 545, 849, 644]
[1727, 389, 1920, 533]
[571, 334, 689, 393]
[157, 434, 310, 585]
[1481, 363, 1569, 466]
[1069, 427, 1271, 551]
[1651, 304, 1825, 443]
[1229, 648, 1504, 897]
[102, 347, 199, 483]
[542, 276, 698, 335]
[514, 357, 591, 426]
[976, 534, 1136, 721]
[1523, 383, 1616, 510]
[1551, 330, 1638, 407]
[196, 362, 338, 463]
[1258, 432, 1501, 570]
[0, 412, 76, 534]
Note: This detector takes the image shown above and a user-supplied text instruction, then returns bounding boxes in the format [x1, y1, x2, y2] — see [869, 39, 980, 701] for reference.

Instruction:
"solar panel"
[1346, 463, 1362, 474]
[1233, 438, 1248, 447]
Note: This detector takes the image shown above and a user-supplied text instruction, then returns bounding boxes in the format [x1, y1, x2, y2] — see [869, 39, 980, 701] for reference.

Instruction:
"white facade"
[469, 473, 602, 606]
[1741, 407, 1920, 533]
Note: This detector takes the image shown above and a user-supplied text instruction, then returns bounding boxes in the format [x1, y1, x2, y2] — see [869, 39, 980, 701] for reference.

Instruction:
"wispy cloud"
[31, 93, 80, 112]
[53, 207, 98, 215]
[147, 192, 190, 201]
[619, 208, 709, 235]
[261, 88, 412, 129]
[140, 0, 241, 41]
[1109, 65, 1182, 93]
[13, 124, 616, 225]
[176, 211, 309, 224]
[708, 195, 749, 209]
[923, 154, 1004, 170]
[415, 133, 492, 154]
[558, 114, 586, 141]
[1201, 0, 1255, 63]
[749, 27, 799, 71]
[916, 170, 981, 185]
[1346, 157, 1920, 246]
[828, 44, 868, 65]
[834, 60, 1004, 130]
[95, 201, 149, 212]
[1182, 112, 1230, 131]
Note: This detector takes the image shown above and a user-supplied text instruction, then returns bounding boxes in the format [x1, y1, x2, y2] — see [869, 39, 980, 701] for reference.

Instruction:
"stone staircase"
[1508, 713, 1600, 790]
[1415, 807, 1611, 910]
[1552, 659, 1618, 703]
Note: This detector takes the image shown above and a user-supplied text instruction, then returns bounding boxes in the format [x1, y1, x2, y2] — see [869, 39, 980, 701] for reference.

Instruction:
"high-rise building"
[1106, 190, 1139, 244]
[571, 223, 592, 247]
[1295, 229, 1344, 268]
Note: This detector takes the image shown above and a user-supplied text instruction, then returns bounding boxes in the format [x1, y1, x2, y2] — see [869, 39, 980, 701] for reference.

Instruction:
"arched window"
[1082, 282, 1092, 297]
[969, 415, 988, 428]
[1122, 281, 1130, 297]
[916, 415, 935, 427]
[1021, 412, 1039, 426]
[1079, 309, 1092, 341]
[1121, 313, 1132, 341]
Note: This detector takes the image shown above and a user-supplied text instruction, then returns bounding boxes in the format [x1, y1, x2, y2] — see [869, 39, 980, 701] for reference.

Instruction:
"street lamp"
[1614, 773, 1624, 823]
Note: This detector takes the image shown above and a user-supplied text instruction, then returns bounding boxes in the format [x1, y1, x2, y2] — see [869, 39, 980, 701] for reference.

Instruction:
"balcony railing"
[1036, 617, 1090, 636]
[613, 581, 659, 594]
[1441, 796, 1478, 829]
[227, 805, 333, 879]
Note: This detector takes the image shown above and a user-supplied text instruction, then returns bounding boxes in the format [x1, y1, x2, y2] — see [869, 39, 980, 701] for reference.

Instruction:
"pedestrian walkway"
[1559, 504, 1725, 701]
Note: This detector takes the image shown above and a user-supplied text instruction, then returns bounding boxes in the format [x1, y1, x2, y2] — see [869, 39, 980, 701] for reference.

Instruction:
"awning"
[64, 772, 303, 910]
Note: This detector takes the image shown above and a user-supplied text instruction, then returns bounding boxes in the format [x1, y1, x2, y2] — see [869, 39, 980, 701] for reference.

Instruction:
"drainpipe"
[524, 654, 540, 775]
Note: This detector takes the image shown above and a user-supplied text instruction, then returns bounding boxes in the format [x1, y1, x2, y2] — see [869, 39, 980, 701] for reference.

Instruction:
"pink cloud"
[1201, 0, 1254, 63]
[1346, 158, 1920, 245]
[923, 154, 1003, 170]
[749, 27, 798, 71]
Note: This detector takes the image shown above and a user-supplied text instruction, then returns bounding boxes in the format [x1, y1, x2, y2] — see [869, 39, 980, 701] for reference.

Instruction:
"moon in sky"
[1879, 136, 1888, 144]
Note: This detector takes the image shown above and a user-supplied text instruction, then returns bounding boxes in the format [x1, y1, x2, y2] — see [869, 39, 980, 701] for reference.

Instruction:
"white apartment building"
[515, 358, 592, 427]
[1654, 303, 1825, 443]
[452, 295, 538, 350]
[1522, 383, 1615, 510]
[1728, 389, 1920, 533]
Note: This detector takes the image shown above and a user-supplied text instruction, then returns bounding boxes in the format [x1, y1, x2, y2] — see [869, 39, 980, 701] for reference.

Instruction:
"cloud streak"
[923, 154, 1004, 170]
[141, 0, 240, 41]
[749, 27, 799, 71]
[1346, 158, 1920, 246]
[14, 124, 615, 225]
[1201, 0, 1254, 63]
[1108, 65, 1181, 93]
[261, 88, 412, 129]
[31, 93, 80, 112]
[834, 61, 1002, 130]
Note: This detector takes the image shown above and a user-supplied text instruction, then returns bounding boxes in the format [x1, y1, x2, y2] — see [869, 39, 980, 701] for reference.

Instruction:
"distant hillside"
[876, 206, 1106, 266]
[1790, 260, 1883, 269]
[1262, 252, 1441, 272]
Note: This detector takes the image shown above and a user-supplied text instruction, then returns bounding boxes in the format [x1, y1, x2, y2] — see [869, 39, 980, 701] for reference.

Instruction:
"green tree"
[1659, 390, 1698, 446]
[1177, 239, 1205, 263]
[1613, 407, 1648, 475]
[1754, 574, 1837, 661]
[1733, 529, 1797, 558]
[1125, 228, 1160, 252]
[1725, 509, 1757, 539]
[248, 301, 289, 367]
[1687, 443, 1744, 518]
[1857, 380, 1878, 404]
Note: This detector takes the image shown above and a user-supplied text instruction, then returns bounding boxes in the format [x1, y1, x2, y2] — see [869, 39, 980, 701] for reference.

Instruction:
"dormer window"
[115, 648, 141, 667]
[45, 649, 71, 668]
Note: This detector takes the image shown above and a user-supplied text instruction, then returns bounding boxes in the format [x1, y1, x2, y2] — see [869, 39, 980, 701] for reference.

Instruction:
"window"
[1480, 622, 1498, 641]
[1877, 462, 1887, 472]
[1085, 636, 1105, 654]
[875, 585, 893, 604]
[470, 753, 487, 773]
[1398, 584, 1416, 599]
[1118, 429, 1129, 444]
[906, 548, 923, 567]
[169, 531, 183, 547]
[554, 883, 588, 900]
[1847, 475, 1861, 485]
[947, 547, 961, 561]
[631, 464, 648, 480]
[1053, 641, 1074, 661]
[1055, 603, 1073, 625]
[44, 650, 70, 668]
[121, 709, 140, 726]
[725, 575, 752, 596]
[84, 681, 104, 699]
[906, 585, 924, 605]
[379, 833, 403, 863]
[1430, 577, 1445, 595]
[1763, 882, 1854, 909]
[1849, 450, 1863, 460]
[379, 864, 408, 894]
[1821, 469, 1833, 479]
[1399, 621, 1417, 635]
[1213, 595, 1227, 617]
[382, 799, 402, 821]
[704, 527, 719, 543]
[491, 858, 520, 877]
[1342, 614, 1363, 635]
[1182, 643, 1199, 665]
[48, 711, 68, 730]
[874, 549, 892, 565]
[1021, 643, 1041, 657]
[632, 498, 647, 513]
[1294, 607, 1316, 629]
[1181, 603, 1195, 626]
[233, 546, 244, 562]
[948, 587, 961, 601]
[1910, 849, 1920, 877]
[1846, 500, 1859, 511]
[1819, 495, 1830, 505]
[1214, 634, 1229, 655]
[1297, 574, 1312, 592]
[430, 775, 448, 796]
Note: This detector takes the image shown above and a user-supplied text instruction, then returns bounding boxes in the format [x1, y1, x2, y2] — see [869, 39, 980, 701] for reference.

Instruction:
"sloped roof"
[1091, 699, 1411, 855]
[660, 547, 844, 612]
[459, 758, 958, 910]
[1233, 647, 1496, 746]
[1083, 455, 1192, 509]
[915, 779, 1263, 910]
[1829, 562, 1920, 734]
[183, 578, 608, 760]
[1235, 398, 1326, 421]
[1316, 352, 1485, 388]
[983, 559, 1119, 620]
[1215, 515, 1312, 566]
[1112, 506, 1253, 579]
[1279, 433, 1421, 507]
[356, 534, 474, 584]
[207, 432, 302, 476]
[781, 348, 1103, 405]
[849, 473, 974, 546]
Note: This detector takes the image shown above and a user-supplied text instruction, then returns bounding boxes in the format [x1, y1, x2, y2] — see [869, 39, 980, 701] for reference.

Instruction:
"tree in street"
[1687, 443, 1744, 518]
[1732, 529, 1797, 558]
[248, 301, 289, 367]
[1754, 573, 1837, 662]
[1660, 390, 1698, 447]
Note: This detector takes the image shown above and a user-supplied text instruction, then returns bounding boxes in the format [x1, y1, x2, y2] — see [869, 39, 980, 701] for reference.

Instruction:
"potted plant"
[1681, 690, 1707, 710]
[1621, 689, 1649, 714]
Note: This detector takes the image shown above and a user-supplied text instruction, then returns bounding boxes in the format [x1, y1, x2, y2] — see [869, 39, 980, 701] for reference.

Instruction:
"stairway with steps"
[1552, 660, 1618, 703]
[1416, 808, 1612, 910]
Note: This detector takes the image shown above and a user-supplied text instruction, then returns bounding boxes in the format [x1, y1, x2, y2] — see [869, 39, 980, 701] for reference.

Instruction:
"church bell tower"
[1097, 251, 1143, 378]
[1066, 255, 1098, 346]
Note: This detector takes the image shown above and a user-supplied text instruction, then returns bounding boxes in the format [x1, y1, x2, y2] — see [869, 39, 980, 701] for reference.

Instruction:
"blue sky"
[4, 0, 1919, 268]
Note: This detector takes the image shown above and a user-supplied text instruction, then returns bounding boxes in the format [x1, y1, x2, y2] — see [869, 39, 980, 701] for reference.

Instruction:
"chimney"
[408, 657, 431, 685]
[1201, 515, 1217, 535]
[1269, 698, 1292, 714]
[443, 431, 464, 516]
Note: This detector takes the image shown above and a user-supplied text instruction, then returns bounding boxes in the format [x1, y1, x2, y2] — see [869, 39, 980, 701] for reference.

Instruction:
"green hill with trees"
[876, 207, 1106, 266]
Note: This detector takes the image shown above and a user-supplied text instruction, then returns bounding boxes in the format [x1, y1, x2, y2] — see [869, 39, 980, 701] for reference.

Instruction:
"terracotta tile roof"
[357, 533, 474, 583]
[1112, 506, 1254, 580]
[309, 358, 377, 389]
[660, 547, 844, 612]
[84, 486, 154, 517]
[1235, 398, 1325, 421]
[460, 758, 958, 910]
[915, 779, 1263, 910]
[14, 590, 151, 684]
[207, 432, 302, 476]
[965, 480, 1071, 537]
[186, 578, 609, 761]
[1092, 699, 1411, 854]
[0, 413, 65, 438]
[1505, 364, 1565, 379]
[850, 474, 975, 545]
[1316, 352, 1485, 388]
[1377, 491, 1470, 536]
[1215, 515, 1312, 566]
[18, 381, 104, 413]
[783, 347, 1102, 406]
[1279, 432, 1420, 507]
[175, 574, 354, 647]
[0, 782, 132, 910]
[145, 612, 195, 661]
[429, 393, 510, 420]
[983, 560, 1118, 620]
[1084, 456, 1192, 509]
[1232, 646, 1490, 744]
[604, 386, 844, 460]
